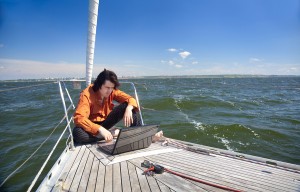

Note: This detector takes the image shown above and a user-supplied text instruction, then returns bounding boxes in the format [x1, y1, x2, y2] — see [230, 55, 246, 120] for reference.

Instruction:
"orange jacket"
[74, 85, 138, 136]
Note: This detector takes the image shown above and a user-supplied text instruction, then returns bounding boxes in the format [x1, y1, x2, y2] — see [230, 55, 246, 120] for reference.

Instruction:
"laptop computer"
[97, 124, 159, 155]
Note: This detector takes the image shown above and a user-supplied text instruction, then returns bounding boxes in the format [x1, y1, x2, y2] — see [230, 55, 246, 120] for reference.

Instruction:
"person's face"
[99, 80, 115, 98]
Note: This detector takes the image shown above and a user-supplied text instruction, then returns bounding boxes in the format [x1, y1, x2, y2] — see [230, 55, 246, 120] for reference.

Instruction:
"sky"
[0, 0, 300, 80]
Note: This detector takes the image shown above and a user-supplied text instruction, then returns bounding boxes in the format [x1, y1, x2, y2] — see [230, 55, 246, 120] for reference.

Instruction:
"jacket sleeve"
[113, 89, 138, 109]
[73, 92, 100, 136]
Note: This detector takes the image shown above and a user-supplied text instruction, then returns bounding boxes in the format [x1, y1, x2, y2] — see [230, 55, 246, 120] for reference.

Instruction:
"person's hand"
[109, 127, 120, 138]
[98, 127, 113, 142]
[123, 105, 134, 127]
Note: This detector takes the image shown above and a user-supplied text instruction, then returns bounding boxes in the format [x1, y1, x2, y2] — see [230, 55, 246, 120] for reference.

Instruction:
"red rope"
[164, 168, 242, 192]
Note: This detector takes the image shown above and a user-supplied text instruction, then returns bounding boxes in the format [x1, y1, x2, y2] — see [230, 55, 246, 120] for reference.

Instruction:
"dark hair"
[92, 69, 120, 92]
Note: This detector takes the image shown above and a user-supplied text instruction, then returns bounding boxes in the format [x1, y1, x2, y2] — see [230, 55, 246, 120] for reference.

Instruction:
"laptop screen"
[112, 124, 159, 155]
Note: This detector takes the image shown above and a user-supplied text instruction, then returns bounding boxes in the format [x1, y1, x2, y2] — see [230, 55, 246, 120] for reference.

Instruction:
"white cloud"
[179, 51, 191, 59]
[278, 65, 300, 74]
[0, 58, 86, 80]
[1, 58, 299, 80]
[0, 58, 173, 79]
[192, 61, 198, 65]
[124, 64, 140, 68]
[168, 60, 175, 66]
[175, 64, 183, 68]
[167, 48, 177, 52]
[249, 57, 263, 63]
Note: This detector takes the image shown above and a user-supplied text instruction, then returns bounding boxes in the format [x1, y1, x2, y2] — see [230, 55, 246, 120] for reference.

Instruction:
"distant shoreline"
[119, 74, 300, 79]
[1, 74, 299, 82]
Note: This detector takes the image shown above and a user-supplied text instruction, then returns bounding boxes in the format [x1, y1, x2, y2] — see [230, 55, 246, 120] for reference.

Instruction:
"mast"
[86, 0, 99, 86]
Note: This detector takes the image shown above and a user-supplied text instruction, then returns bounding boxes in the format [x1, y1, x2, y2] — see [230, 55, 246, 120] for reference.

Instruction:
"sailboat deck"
[39, 139, 300, 192]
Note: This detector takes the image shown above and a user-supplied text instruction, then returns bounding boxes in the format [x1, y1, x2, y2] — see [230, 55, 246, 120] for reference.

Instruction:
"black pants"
[73, 102, 140, 143]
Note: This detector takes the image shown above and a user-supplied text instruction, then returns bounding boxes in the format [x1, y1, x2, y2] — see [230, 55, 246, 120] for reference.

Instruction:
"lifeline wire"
[0, 115, 67, 188]
[0, 81, 56, 92]
[27, 118, 72, 192]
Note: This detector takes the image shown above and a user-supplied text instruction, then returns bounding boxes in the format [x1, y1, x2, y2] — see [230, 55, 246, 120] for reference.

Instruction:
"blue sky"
[0, 0, 299, 80]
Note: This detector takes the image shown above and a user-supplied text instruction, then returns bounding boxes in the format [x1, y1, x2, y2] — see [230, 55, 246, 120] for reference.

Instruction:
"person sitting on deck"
[73, 69, 140, 143]
[73, 69, 163, 144]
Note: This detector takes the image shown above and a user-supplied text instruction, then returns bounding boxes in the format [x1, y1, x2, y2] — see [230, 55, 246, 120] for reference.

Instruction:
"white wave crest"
[214, 135, 236, 151]
[173, 94, 204, 130]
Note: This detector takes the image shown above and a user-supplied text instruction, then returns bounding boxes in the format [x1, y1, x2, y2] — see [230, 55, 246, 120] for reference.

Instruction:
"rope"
[164, 168, 242, 192]
[137, 158, 242, 192]
[0, 81, 55, 93]
[0, 115, 67, 188]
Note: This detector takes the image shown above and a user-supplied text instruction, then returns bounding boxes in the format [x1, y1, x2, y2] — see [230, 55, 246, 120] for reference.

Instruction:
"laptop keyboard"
[101, 144, 114, 152]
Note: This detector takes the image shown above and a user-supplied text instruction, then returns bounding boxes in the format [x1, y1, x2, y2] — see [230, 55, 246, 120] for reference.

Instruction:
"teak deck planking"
[39, 139, 300, 192]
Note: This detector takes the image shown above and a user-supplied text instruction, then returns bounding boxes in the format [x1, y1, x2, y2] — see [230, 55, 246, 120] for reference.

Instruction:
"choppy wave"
[1, 77, 300, 191]
[172, 94, 205, 130]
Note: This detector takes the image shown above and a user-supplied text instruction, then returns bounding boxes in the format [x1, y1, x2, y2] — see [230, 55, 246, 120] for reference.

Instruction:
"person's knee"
[73, 127, 97, 144]
[117, 102, 128, 111]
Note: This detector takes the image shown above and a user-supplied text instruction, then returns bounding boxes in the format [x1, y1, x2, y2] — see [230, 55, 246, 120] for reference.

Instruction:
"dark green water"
[1, 76, 300, 191]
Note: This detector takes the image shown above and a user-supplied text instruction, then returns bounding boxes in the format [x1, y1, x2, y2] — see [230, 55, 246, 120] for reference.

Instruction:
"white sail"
[86, 0, 99, 86]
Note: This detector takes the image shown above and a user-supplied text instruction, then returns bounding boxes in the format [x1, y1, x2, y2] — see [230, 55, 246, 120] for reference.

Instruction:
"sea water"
[0, 76, 299, 191]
